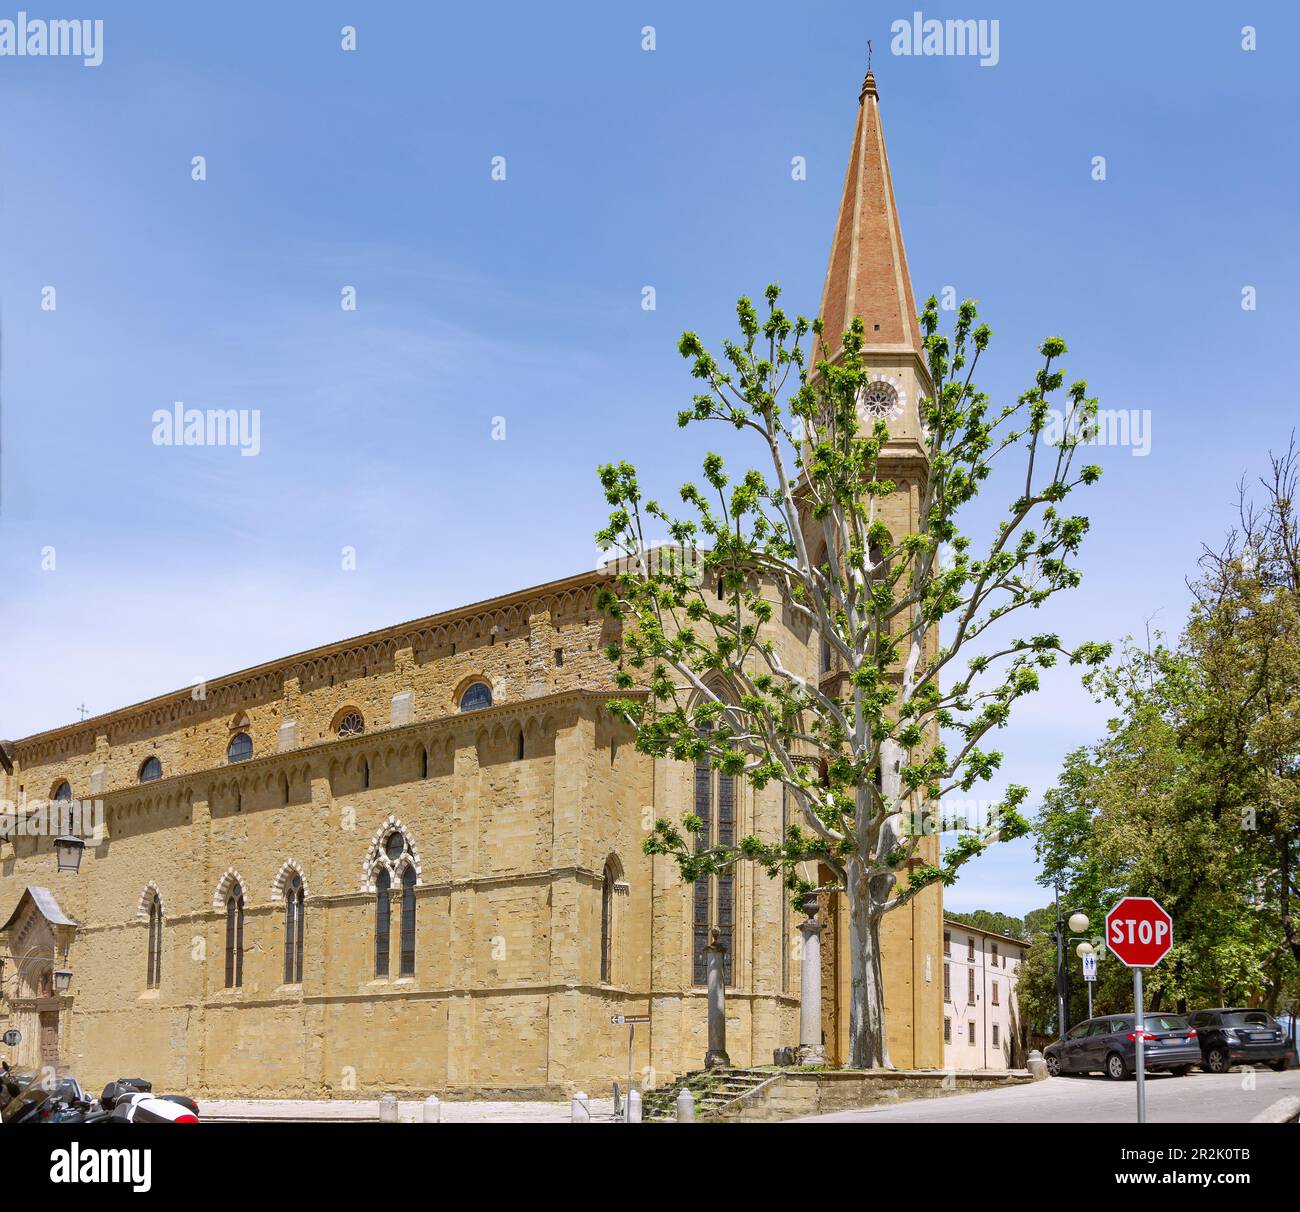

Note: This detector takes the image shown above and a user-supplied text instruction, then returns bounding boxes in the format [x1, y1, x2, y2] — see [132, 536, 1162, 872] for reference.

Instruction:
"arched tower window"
[139, 756, 162, 783]
[374, 868, 391, 977]
[600, 856, 626, 985]
[227, 733, 253, 764]
[459, 682, 492, 712]
[691, 726, 735, 987]
[283, 873, 304, 984]
[399, 865, 417, 977]
[224, 883, 245, 988]
[146, 891, 163, 990]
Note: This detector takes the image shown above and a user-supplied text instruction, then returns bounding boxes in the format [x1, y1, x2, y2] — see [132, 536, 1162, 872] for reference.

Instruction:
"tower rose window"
[859, 380, 899, 419]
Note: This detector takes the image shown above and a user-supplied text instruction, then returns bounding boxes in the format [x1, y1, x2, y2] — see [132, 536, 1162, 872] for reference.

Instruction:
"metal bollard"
[423, 1095, 442, 1123]
[627, 1089, 643, 1123]
[675, 1088, 695, 1123]
[571, 1091, 591, 1123]
[378, 1093, 399, 1123]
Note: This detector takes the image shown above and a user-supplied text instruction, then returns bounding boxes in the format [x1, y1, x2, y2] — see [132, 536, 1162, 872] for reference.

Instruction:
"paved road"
[797, 1068, 1300, 1123]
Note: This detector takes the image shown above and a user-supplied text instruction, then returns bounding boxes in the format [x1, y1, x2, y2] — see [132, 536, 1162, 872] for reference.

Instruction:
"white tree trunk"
[846, 860, 891, 1069]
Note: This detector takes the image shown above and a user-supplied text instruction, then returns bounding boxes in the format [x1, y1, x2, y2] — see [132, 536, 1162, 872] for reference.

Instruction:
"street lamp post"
[1052, 890, 1095, 1036]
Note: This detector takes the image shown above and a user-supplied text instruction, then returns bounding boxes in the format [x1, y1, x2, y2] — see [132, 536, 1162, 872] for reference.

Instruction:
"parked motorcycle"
[0, 1061, 198, 1123]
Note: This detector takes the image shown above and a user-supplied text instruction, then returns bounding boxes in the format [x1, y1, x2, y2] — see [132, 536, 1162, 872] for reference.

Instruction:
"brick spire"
[812, 67, 924, 369]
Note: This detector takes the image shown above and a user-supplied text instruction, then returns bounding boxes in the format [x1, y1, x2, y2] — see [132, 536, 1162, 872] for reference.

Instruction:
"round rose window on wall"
[859, 380, 900, 420]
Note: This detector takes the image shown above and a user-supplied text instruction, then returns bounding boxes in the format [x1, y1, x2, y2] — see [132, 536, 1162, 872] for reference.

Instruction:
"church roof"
[812, 69, 924, 367]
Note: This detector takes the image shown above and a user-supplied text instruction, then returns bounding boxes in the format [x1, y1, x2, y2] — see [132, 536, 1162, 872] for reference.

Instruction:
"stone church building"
[0, 68, 944, 1098]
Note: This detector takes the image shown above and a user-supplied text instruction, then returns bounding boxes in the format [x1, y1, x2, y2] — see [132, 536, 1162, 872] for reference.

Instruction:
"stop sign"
[1105, 897, 1173, 968]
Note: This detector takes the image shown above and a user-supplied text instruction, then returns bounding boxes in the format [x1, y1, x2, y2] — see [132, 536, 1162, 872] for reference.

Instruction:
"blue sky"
[2, 2, 1297, 917]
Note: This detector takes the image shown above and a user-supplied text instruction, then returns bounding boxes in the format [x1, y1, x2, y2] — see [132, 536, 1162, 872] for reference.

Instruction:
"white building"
[941, 919, 1027, 1071]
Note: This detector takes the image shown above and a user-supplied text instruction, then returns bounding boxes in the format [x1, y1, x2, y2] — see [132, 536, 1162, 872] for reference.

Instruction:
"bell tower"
[807, 64, 945, 1070]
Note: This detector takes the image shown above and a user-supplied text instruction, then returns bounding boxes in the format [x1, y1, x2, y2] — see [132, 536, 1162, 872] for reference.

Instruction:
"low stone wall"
[714, 1068, 1035, 1123]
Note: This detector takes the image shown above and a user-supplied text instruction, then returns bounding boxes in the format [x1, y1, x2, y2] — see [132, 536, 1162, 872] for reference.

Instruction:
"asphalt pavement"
[796, 1067, 1300, 1123]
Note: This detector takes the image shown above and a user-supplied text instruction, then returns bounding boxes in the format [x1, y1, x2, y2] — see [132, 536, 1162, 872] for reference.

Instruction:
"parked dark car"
[1187, 1008, 1291, 1072]
[1044, 1013, 1201, 1080]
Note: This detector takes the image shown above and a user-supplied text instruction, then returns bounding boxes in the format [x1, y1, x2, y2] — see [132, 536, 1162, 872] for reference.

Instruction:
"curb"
[1249, 1096, 1300, 1124]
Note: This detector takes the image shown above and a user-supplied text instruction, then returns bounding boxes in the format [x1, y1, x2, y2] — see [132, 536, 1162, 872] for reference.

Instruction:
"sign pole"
[1134, 967, 1146, 1124]
[1087, 981, 1093, 1019]
[627, 1022, 635, 1123]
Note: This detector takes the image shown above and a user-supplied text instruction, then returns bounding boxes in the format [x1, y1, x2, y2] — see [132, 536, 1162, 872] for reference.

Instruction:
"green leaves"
[596, 280, 1107, 922]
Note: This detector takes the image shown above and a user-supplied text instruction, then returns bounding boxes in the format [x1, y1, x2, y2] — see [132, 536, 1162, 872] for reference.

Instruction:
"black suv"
[1187, 1008, 1291, 1072]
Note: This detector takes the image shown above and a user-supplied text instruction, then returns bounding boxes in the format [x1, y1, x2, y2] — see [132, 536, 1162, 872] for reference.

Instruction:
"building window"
[943, 929, 951, 957]
[943, 1017, 951, 1043]
[227, 733, 253, 764]
[992, 979, 1000, 1006]
[968, 1021, 976, 1046]
[283, 873, 304, 984]
[601, 860, 616, 984]
[224, 883, 244, 988]
[690, 731, 735, 987]
[516, 729, 525, 761]
[336, 711, 365, 738]
[967, 936, 975, 962]
[146, 892, 163, 990]
[374, 869, 391, 977]
[967, 967, 975, 1005]
[459, 682, 493, 712]
[943, 962, 950, 1000]
[991, 941, 999, 966]
[361, 759, 370, 789]
[52, 780, 73, 833]
[419, 747, 429, 779]
[992, 1023, 1000, 1048]
[139, 756, 163, 783]
[399, 866, 417, 977]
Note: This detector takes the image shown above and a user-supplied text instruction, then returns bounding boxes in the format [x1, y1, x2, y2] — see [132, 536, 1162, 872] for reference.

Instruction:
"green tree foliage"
[1032, 442, 1300, 1019]
[945, 908, 1028, 941]
[595, 284, 1108, 1067]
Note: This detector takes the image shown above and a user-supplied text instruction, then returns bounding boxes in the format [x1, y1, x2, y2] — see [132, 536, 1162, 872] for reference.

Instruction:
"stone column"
[797, 898, 826, 1064]
[705, 928, 730, 1069]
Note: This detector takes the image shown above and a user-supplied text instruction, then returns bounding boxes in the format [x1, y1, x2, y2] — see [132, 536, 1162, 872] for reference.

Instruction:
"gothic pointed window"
[690, 722, 738, 988]
[283, 873, 304, 985]
[374, 868, 391, 978]
[224, 883, 244, 989]
[459, 682, 492, 712]
[139, 756, 162, 783]
[227, 732, 253, 764]
[146, 892, 163, 990]
[399, 866, 416, 977]
[600, 857, 624, 985]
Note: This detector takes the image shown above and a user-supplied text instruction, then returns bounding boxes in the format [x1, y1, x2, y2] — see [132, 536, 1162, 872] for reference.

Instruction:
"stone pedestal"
[798, 905, 826, 1065]
[704, 929, 730, 1069]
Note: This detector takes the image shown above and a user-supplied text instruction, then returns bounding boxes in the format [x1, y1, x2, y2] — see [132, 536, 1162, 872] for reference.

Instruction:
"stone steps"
[642, 1068, 776, 1122]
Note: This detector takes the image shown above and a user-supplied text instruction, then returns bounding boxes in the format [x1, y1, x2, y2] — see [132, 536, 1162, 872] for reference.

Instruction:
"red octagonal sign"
[1105, 897, 1173, 968]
